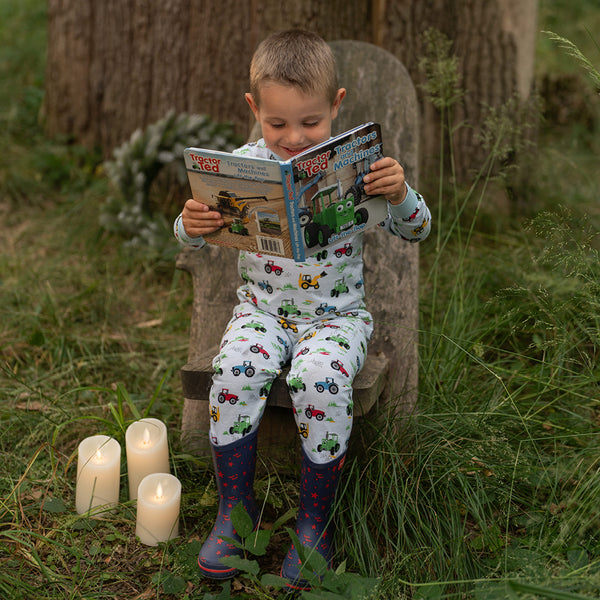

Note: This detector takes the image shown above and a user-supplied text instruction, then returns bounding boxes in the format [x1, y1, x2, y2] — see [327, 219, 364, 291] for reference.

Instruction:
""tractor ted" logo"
[295, 150, 331, 177]
[189, 155, 221, 173]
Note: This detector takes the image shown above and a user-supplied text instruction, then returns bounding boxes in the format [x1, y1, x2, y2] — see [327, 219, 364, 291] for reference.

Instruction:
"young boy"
[175, 29, 431, 589]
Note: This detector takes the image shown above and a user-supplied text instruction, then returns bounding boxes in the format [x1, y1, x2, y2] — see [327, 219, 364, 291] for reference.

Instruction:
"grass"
[2, 0, 600, 598]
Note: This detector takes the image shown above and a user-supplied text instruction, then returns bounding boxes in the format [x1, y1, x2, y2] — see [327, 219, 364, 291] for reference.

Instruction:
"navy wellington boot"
[281, 449, 346, 590]
[198, 431, 259, 579]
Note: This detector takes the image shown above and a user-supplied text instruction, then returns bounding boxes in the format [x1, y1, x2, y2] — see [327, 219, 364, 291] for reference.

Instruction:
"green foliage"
[101, 111, 242, 249]
[418, 28, 463, 110]
[544, 31, 600, 91]
[210, 504, 380, 600]
[2, 1, 600, 599]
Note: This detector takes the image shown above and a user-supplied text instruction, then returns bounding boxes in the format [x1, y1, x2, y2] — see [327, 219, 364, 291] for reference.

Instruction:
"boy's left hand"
[363, 157, 407, 205]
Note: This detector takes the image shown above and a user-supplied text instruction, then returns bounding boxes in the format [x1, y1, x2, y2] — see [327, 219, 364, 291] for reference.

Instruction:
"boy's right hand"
[181, 199, 224, 237]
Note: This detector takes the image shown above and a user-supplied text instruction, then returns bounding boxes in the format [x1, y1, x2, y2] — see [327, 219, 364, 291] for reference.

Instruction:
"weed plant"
[2, 0, 600, 599]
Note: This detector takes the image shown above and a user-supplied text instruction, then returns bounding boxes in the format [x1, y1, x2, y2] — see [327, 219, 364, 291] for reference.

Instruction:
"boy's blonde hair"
[249, 29, 339, 106]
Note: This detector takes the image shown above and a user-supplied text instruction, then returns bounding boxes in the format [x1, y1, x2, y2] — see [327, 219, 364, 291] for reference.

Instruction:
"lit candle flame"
[95, 448, 103, 461]
[156, 482, 164, 500]
[142, 427, 151, 446]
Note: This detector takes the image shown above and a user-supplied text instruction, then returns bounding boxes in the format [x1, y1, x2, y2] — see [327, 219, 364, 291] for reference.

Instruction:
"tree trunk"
[379, 0, 538, 184]
[46, 0, 537, 182]
[45, 0, 369, 156]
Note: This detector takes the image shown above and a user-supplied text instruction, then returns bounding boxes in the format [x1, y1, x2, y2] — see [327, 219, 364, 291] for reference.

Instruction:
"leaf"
[230, 501, 254, 538]
[415, 583, 444, 600]
[244, 528, 270, 556]
[219, 555, 259, 577]
[271, 507, 297, 531]
[260, 573, 288, 589]
[303, 548, 328, 578]
[301, 591, 346, 600]
[42, 496, 66, 513]
[508, 580, 593, 600]
[71, 518, 98, 531]
[202, 580, 231, 600]
[567, 546, 588, 569]
[334, 559, 347, 575]
[161, 574, 186, 594]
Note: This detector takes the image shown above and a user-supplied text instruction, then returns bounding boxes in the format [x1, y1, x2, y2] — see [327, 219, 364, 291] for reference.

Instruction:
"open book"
[184, 122, 387, 262]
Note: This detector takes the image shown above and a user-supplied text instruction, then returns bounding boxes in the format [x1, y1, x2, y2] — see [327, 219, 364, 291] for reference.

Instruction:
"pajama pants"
[209, 302, 373, 464]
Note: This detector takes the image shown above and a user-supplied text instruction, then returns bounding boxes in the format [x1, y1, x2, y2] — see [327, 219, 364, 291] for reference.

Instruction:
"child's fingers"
[364, 161, 403, 191]
[182, 198, 224, 235]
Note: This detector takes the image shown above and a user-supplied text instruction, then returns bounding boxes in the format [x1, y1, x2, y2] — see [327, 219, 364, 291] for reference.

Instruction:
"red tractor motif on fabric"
[334, 243, 353, 258]
[250, 343, 270, 359]
[304, 404, 325, 421]
[331, 359, 349, 377]
[264, 260, 283, 275]
[217, 389, 239, 404]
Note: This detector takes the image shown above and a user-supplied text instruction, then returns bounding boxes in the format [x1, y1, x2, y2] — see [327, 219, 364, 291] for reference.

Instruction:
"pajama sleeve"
[379, 183, 432, 243]
[174, 212, 207, 249]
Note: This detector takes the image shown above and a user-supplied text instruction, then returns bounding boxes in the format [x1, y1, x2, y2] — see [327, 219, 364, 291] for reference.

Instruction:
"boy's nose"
[285, 128, 305, 145]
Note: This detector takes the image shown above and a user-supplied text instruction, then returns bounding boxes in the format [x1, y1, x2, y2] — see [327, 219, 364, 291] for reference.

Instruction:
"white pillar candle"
[135, 473, 181, 546]
[76, 435, 121, 517]
[125, 418, 170, 500]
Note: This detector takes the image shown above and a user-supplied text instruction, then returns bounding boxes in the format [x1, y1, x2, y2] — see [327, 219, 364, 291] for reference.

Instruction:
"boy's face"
[245, 83, 345, 160]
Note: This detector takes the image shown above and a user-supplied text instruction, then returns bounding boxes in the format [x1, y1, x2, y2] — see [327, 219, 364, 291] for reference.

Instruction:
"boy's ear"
[245, 93, 260, 120]
[331, 88, 346, 119]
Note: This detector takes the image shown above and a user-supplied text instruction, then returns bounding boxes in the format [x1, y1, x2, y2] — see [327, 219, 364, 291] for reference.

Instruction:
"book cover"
[184, 122, 386, 262]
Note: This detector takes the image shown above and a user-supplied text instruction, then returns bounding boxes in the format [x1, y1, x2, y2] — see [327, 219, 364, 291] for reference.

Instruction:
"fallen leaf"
[135, 319, 163, 328]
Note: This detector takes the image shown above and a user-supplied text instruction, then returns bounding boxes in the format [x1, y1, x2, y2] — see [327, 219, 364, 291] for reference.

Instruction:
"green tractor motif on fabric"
[317, 432, 341, 455]
[230, 415, 252, 436]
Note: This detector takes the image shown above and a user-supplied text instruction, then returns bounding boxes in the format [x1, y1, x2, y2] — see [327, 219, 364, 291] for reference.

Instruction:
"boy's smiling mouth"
[282, 145, 311, 157]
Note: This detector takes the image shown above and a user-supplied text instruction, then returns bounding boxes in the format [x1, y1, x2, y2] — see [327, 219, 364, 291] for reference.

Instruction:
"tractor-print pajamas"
[175, 139, 431, 464]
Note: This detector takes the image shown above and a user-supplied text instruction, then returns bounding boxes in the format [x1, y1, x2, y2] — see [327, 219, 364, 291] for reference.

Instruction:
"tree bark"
[378, 0, 538, 182]
[46, 0, 538, 183]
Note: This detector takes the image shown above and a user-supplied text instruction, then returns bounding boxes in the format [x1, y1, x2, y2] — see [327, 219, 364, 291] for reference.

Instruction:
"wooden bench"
[178, 40, 421, 461]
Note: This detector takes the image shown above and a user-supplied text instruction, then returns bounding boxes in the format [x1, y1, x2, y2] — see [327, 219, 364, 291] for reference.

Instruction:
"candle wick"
[155, 482, 164, 500]
[142, 427, 151, 446]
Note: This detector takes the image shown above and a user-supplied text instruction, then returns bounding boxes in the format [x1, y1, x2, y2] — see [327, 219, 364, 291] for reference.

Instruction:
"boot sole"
[280, 564, 312, 591]
[198, 556, 239, 580]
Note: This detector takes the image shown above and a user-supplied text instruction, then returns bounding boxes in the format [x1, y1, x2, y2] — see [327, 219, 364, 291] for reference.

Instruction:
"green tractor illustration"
[278, 298, 301, 318]
[331, 277, 349, 298]
[230, 414, 252, 436]
[240, 266, 254, 284]
[228, 218, 249, 236]
[303, 184, 368, 248]
[259, 380, 273, 397]
[317, 432, 341, 455]
[288, 375, 306, 393]
[326, 334, 350, 350]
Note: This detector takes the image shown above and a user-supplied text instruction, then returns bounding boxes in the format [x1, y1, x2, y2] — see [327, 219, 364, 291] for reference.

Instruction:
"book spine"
[280, 162, 305, 262]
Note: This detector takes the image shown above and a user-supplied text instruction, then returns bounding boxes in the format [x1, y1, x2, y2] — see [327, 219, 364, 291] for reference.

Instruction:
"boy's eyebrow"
[265, 112, 325, 121]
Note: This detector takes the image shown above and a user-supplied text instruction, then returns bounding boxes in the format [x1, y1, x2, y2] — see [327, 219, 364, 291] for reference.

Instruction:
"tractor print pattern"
[226, 141, 431, 331]
[209, 303, 372, 463]
[190, 139, 431, 463]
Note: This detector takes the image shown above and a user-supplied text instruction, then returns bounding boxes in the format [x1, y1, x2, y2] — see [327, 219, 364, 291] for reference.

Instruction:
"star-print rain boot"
[281, 449, 346, 590]
[198, 431, 259, 579]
